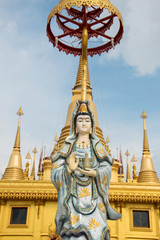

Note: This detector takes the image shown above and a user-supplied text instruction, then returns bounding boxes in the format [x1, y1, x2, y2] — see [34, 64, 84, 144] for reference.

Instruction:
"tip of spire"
[141, 109, 147, 119]
[54, 134, 58, 143]
[25, 152, 31, 159]
[125, 149, 130, 156]
[33, 147, 38, 154]
[106, 136, 110, 144]
[17, 107, 24, 116]
[131, 154, 137, 162]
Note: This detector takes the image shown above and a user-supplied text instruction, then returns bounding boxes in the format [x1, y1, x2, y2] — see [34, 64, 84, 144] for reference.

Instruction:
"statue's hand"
[77, 167, 96, 177]
[68, 152, 79, 172]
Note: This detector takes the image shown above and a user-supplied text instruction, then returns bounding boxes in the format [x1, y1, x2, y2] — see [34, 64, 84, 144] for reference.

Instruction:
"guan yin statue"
[51, 101, 121, 239]
[47, 0, 124, 239]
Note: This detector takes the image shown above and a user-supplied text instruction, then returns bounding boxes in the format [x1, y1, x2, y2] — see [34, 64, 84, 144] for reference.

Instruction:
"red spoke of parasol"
[89, 14, 116, 27]
[56, 28, 80, 39]
[56, 13, 82, 27]
[90, 29, 112, 40]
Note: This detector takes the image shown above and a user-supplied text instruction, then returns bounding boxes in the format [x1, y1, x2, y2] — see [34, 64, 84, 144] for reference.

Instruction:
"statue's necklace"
[76, 140, 90, 149]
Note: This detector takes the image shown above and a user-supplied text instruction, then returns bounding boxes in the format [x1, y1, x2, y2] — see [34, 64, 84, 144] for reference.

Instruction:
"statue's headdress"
[78, 103, 88, 113]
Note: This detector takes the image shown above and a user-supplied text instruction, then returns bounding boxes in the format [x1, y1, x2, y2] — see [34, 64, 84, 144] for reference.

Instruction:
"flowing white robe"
[51, 135, 121, 240]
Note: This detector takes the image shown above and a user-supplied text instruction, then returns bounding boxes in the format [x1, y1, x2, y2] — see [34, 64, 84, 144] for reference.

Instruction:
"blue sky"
[0, 0, 160, 179]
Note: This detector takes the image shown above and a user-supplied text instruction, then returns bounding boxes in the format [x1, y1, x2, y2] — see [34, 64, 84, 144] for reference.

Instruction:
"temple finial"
[54, 134, 58, 143]
[2, 107, 24, 180]
[13, 107, 23, 149]
[125, 149, 131, 182]
[131, 154, 137, 163]
[141, 109, 150, 154]
[25, 152, 31, 160]
[106, 136, 110, 144]
[118, 147, 124, 175]
[30, 147, 38, 180]
[17, 107, 24, 116]
[33, 147, 38, 154]
[141, 109, 147, 119]
[138, 110, 159, 183]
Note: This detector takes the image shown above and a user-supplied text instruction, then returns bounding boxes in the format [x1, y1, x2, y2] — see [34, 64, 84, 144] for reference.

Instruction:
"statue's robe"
[51, 134, 121, 240]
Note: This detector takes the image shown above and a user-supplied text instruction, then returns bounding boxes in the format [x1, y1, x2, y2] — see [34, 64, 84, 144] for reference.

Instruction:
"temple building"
[0, 0, 160, 239]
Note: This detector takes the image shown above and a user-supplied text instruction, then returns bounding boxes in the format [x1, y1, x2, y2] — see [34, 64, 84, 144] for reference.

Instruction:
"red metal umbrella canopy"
[47, 0, 124, 57]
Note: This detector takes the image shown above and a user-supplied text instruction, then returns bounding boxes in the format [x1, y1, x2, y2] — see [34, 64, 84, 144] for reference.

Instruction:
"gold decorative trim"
[47, 0, 123, 25]
[0, 191, 58, 201]
[109, 193, 160, 203]
[0, 189, 159, 203]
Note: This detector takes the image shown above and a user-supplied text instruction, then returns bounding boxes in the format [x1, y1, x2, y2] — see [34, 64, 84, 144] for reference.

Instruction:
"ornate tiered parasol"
[47, 0, 123, 100]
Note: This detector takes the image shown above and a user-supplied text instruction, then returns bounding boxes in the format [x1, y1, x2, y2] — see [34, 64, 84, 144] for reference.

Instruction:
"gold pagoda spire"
[125, 149, 131, 182]
[57, 56, 105, 147]
[138, 110, 159, 183]
[30, 147, 38, 180]
[106, 136, 110, 144]
[54, 134, 58, 143]
[131, 154, 137, 163]
[141, 110, 150, 154]
[73, 55, 92, 92]
[81, 26, 88, 101]
[2, 107, 24, 180]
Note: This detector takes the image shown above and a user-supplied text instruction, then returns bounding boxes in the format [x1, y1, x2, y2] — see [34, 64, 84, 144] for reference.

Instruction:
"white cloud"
[107, 0, 160, 76]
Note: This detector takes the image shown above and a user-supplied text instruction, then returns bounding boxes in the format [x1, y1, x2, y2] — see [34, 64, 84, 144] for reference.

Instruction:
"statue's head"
[70, 101, 96, 136]
[75, 113, 92, 135]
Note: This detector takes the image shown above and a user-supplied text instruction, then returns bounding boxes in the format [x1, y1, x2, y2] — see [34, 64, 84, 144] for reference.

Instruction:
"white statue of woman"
[51, 101, 121, 240]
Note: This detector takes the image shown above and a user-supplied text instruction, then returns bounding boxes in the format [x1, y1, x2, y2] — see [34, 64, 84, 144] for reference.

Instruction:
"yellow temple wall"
[0, 199, 57, 240]
[0, 181, 160, 240]
[0, 200, 57, 240]
[108, 202, 160, 240]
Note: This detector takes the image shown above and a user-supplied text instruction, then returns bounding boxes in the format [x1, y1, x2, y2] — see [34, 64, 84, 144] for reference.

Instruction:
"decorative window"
[10, 207, 27, 224]
[133, 210, 150, 228]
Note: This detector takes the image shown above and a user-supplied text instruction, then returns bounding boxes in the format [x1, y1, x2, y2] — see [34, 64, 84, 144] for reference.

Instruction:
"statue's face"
[76, 115, 92, 135]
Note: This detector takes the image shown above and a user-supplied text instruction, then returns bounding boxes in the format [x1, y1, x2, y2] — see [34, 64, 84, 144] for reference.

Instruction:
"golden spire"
[125, 149, 131, 182]
[25, 152, 31, 160]
[73, 56, 92, 91]
[25, 152, 32, 178]
[30, 147, 38, 180]
[24, 161, 29, 180]
[81, 25, 88, 101]
[2, 107, 24, 180]
[131, 154, 137, 163]
[106, 136, 110, 144]
[138, 110, 159, 183]
[54, 134, 58, 143]
[141, 110, 150, 154]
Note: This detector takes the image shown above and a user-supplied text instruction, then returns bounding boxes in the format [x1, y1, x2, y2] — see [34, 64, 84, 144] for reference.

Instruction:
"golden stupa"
[2, 107, 24, 180]
[138, 110, 159, 183]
